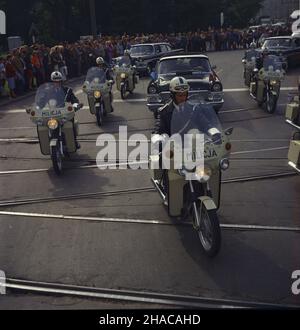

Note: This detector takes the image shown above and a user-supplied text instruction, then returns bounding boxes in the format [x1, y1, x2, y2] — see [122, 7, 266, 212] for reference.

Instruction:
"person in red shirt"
[5, 55, 17, 98]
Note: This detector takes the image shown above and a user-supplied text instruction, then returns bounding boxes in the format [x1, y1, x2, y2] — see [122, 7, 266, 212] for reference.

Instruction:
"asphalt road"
[0, 50, 299, 309]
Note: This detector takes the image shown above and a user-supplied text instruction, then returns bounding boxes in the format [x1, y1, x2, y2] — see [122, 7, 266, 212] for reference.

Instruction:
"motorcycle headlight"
[270, 80, 277, 85]
[47, 119, 58, 130]
[94, 90, 101, 98]
[195, 165, 212, 181]
[220, 158, 230, 171]
[121, 73, 126, 79]
[212, 82, 223, 92]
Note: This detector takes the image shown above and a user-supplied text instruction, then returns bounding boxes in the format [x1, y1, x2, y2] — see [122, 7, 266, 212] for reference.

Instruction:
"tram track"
[0, 210, 300, 233]
[0, 171, 297, 208]
[0, 277, 298, 309]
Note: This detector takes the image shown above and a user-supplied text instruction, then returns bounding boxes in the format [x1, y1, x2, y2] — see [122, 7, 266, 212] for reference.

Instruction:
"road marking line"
[232, 146, 288, 155]
[0, 210, 299, 232]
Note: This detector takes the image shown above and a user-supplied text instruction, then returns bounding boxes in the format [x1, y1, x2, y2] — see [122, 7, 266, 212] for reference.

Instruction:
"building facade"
[256, 0, 299, 21]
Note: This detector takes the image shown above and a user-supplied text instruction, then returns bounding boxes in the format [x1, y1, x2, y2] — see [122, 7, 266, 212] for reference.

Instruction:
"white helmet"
[51, 71, 63, 82]
[96, 57, 105, 65]
[124, 49, 130, 56]
[250, 42, 256, 49]
[169, 77, 190, 93]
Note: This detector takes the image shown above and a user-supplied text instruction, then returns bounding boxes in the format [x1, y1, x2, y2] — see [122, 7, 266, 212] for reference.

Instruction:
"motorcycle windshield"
[170, 95, 223, 142]
[263, 55, 283, 71]
[35, 83, 66, 109]
[85, 67, 106, 84]
[245, 50, 258, 61]
[116, 56, 131, 66]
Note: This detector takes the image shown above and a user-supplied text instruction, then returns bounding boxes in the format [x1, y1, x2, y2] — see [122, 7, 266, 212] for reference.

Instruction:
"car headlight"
[94, 90, 101, 98]
[195, 165, 212, 181]
[121, 73, 126, 79]
[220, 158, 230, 171]
[212, 83, 223, 92]
[47, 119, 58, 130]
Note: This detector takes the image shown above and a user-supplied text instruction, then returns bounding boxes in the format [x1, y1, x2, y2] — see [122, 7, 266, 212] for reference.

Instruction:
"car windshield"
[35, 83, 66, 109]
[158, 58, 211, 78]
[130, 45, 154, 55]
[263, 38, 291, 48]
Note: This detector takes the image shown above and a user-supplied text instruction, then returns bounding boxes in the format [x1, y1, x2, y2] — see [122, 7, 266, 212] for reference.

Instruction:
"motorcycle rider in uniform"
[50, 71, 82, 149]
[154, 77, 213, 206]
[96, 57, 114, 112]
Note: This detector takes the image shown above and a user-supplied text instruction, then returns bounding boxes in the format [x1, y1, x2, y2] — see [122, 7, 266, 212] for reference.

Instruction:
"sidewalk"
[0, 76, 85, 109]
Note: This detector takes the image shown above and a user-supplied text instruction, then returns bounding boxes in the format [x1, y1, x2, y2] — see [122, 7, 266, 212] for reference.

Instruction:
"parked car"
[261, 36, 300, 70]
[147, 54, 224, 118]
[129, 43, 184, 76]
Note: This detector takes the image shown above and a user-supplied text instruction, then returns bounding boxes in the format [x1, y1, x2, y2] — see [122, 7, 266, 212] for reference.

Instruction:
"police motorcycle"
[25, 83, 83, 175]
[82, 67, 114, 127]
[285, 82, 300, 173]
[113, 56, 138, 99]
[150, 95, 233, 257]
[242, 49, 258, 87]
[249, 55, 284, 114]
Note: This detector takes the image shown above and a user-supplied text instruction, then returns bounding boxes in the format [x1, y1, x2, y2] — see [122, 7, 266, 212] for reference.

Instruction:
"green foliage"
[0, 0, 265, 43]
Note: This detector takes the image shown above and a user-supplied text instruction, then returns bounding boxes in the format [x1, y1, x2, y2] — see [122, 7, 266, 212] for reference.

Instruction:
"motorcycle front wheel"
[193, 204, 221, 258]
[51, 145, 63, 175]
[265, 92, 277, 114]
[96, 105, 103, 126]
[120, 84, 126, 100]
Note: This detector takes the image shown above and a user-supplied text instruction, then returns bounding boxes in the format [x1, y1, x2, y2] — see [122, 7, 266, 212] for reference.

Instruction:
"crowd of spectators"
[0, 23, 292, 100]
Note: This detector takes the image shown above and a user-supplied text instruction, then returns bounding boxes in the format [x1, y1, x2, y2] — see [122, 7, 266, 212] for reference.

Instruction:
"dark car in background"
[129, 43, 184, 76]
[147, 54, 224, 117]
[262, 36, 300, 70]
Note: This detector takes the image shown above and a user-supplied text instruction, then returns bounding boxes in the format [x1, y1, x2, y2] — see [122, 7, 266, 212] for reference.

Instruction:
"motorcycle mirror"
[25, 108, 31, 114]
[253, 68, 259, 73]
[225, 127, 234, 136]
[212, 65, 217, 70]
[242, 59, 246, 64]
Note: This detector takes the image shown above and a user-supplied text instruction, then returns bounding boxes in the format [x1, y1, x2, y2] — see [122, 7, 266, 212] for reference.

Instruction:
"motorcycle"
[83, 67, 114, 127]
[113, 57, 138, 99]
[249, 55, 285, 114]
[242, 50, 258, 87]
[26, 83, 83, 175]
[150, 95, 233, 257]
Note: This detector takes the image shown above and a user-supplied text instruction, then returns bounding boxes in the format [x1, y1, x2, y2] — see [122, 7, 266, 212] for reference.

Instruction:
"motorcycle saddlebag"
[288, 140, 300, 166]
[62, 121, 77, 153]
[37, 126, 51, 155]
[285, 102, 299, 122]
